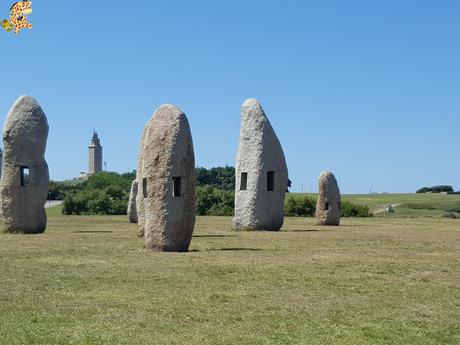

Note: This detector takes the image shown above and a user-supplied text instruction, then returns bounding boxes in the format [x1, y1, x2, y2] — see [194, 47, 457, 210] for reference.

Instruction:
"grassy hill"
[0, 209, 458, 344]
[288, 193, 460, 218]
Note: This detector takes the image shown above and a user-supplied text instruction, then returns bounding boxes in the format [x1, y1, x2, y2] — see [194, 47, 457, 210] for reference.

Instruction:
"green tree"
[195, 186, 234, 216]
[285, 197, 316, 217]
[62, 171, 134, 215]
[195, 166, 235, 191]
[87, 172, 132, 190]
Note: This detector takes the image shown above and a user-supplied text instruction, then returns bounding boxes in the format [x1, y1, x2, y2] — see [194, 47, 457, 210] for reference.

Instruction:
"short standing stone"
[315, 171, 341, 226]
[127, 180, 138, 223]
[233, 98, 288, 231]
[0, 95, 49, 233]
[136, 104, 196, 251]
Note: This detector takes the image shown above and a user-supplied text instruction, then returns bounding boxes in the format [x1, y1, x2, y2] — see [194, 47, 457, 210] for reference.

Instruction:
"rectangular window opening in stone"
[325, 202, 329, 211]
[240, 172, 248, 190]
[20, 166, 30, 186]
[173, 177, 182, 197]
[338, 202, 341, 210]
[142, 178, 147, 198]
[267, 171, 275, 191]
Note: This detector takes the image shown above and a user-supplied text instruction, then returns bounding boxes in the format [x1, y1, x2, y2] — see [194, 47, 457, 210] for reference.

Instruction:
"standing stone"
[0, 95, 49, 233]
[233, 98, 288, 231]
[136, 104, 196, 252]
[315, 171, 341, 226]
[0, 148, 3, 178]
[135, 116, 155, 237]
[127, 180, 138, 223]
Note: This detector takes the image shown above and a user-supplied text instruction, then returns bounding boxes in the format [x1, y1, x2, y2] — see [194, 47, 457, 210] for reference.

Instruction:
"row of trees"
[59, 172, 135, 215]
[56, 168, 235, 215]
[195, 166, 292, 192]
[196, 166, 235, 191]
[284, 196, 372, 217]
[59, 169, 236, 216]
[56, 168, 371, 217]
[416, 185, 454, 193]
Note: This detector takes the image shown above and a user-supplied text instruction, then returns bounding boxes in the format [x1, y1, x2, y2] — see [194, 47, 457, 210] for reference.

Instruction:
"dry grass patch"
[0, 212, 458, 344]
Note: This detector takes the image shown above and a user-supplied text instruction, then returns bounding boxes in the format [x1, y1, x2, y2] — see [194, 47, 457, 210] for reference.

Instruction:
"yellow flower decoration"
[1, 19, 13, 32]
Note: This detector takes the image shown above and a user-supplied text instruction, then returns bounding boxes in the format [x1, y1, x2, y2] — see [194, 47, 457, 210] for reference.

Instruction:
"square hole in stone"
[20, 166, 30, 186]
[173, 177, 181, 197]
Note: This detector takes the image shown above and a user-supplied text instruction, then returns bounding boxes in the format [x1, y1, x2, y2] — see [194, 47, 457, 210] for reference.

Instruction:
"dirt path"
[373, 203, 401, 214]
[45, 200, 63, 208]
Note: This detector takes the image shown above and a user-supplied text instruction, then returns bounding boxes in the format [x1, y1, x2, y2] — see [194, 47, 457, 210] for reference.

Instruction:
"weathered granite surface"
[135, 116, 155, 237]
[137, 104, 196, 251]
[233, 98, 288, 231]
[127, 180, 138, 223]
[316, 171, 341, 226]
[0, 95, 49, 233]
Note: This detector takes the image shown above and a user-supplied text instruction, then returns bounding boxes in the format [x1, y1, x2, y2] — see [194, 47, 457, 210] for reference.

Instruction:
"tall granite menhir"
[233, 98, 288, 231]
[136, 104, 196, 251]
[0, 95, 49, 233]
[135, 113, 156, 237]
[316, 171, 341, 226]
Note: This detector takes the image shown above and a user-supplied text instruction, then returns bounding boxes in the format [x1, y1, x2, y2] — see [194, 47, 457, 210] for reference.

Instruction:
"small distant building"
[88, 131, 103, 175]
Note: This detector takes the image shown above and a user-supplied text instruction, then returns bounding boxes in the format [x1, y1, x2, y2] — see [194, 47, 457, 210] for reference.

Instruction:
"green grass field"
[0, 203, 459, 345]
[289, 192, 460, 218]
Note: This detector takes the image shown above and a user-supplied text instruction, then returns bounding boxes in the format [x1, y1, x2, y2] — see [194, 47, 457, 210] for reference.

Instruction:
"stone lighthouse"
[88, 131, 103, 175]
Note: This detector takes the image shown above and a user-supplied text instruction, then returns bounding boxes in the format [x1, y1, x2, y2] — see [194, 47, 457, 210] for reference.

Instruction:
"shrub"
[49, 181, 65, 200]
[62, 171, 239, 217]
[49, 180, 87, 200]
[62, 172, 132, 215]
[62, 193, 89, 215]
[284, 197, 372, 218]
[416, 187, 430, 194]
[285, 197, 316, 217]
[445, 202, 460, 213]
[442, 212, 458, 219]
[196, 186, 234, 216]
[403, 203, 437, 210]
[208, 203, 234, 216]
[341, 201, 373, 217]
[86, 171, 132, 191]
[417, 185, 454, 193]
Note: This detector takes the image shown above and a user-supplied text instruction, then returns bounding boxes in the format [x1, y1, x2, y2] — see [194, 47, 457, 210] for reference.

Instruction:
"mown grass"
[290, 193, 460, 218]
[0, 208, 459, 344]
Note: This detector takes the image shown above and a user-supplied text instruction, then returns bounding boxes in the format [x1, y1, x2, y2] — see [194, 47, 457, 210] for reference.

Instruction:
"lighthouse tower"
[88, 131, 103, 175]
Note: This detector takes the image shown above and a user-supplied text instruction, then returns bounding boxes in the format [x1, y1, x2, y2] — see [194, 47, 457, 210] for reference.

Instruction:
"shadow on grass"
[338, 224, 374, 227]
[72, 230, 114, 234]
[193, 234, 237, 238]
[288, 229, 330, 232]
[209, 247, 262, 251]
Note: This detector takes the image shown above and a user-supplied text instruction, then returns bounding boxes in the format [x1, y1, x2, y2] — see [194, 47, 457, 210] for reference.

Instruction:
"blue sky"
[0, 0, 459, 193]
